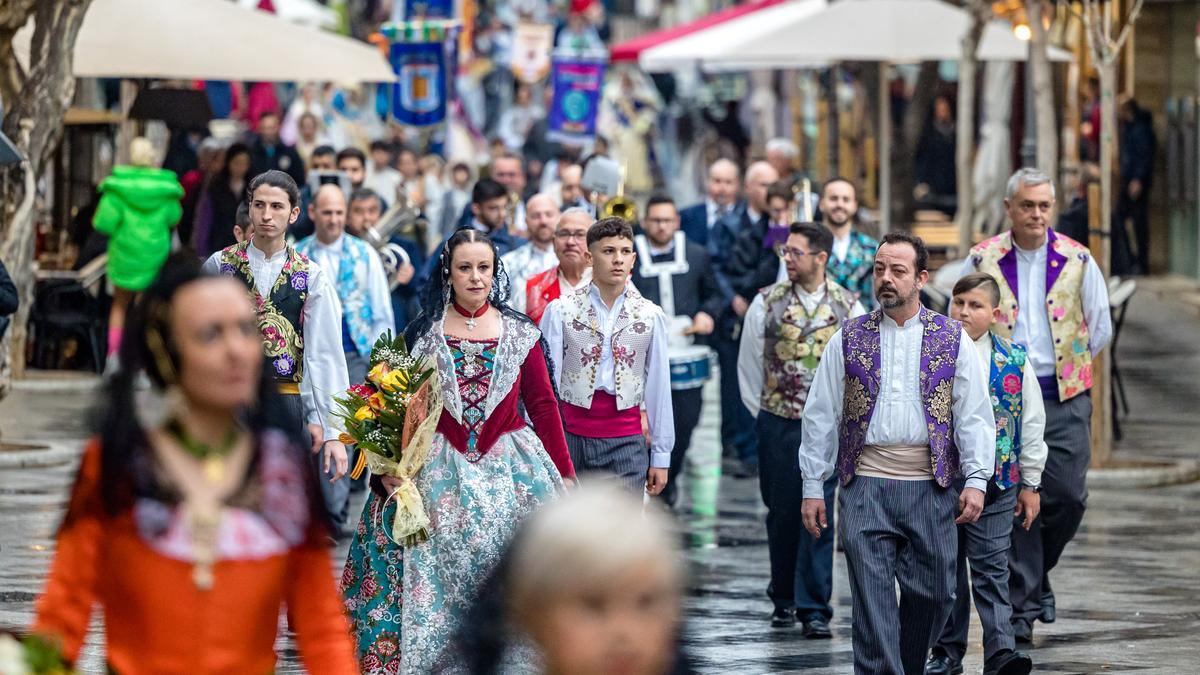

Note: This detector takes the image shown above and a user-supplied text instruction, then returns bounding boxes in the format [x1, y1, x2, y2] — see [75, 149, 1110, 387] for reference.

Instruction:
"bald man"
[295, 184, 395, 385]
[712, 160, 780, 477]
[502, 193, 562, 312]
[680, 158, 741, 247]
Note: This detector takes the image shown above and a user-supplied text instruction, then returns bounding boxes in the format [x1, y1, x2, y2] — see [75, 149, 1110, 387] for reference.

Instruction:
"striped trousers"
[839, 476, 959, 675]
[565, 431, 650, 493]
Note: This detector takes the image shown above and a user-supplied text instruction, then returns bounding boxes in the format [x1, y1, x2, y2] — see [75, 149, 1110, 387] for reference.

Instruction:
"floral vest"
[970, 229, 1092, 401]
[827, 229, 878, 311]
[838, 308, 962, 488]
[295, 234, 376, 358]
[217, 241, 310, 382]
[558, 285, 661, 411]
[759, 280, 856, 420]
[989, 334, 1026, 490]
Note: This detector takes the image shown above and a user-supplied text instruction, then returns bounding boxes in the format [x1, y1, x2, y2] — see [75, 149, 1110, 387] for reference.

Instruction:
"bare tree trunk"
[1027, 0, 1058, 182]
[890, 61, 940, 228]
[0, 0, 93, 408]
[956, 1, 990, 252]
[1097, 63, 1117, 274]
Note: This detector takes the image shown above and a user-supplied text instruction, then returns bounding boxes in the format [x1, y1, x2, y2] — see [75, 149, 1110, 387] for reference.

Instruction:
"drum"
[669, 345, 713, 391]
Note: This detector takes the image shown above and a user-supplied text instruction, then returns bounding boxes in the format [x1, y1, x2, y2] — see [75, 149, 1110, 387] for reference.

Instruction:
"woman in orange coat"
[31, 255, 358, 674]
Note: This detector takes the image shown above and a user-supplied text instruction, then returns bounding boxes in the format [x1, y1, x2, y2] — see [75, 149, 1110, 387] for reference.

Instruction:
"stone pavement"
[2, 288, 1198, 673]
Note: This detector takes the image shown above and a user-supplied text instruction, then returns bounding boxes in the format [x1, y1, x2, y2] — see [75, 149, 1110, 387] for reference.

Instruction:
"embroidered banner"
[382, 21, 460, 127]
[547, 52, 607, 145]
[403, 0, 454, 19]
[510, 22, 554, 83]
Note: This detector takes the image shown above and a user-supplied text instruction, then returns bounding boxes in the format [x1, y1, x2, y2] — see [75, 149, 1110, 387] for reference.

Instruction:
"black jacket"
[250, 138, 305, 187]
[724, 213, 779, 303]
[0, 259, 17, 339]
[631, 238, 727, 336]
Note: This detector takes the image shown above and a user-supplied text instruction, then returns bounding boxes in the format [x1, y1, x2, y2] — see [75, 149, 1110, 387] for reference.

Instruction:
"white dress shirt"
[832, 232, 852, 263]
[203, 239, 349, 441]
[965, 239, 1113, 378]
[502, 243, 558, 311]
[737, 282, 866, 418]
[973, 332, 1047, 487]
[307, 234, 395, 349]
[539, 284, 675, 469]
[797, 312, 996, 499]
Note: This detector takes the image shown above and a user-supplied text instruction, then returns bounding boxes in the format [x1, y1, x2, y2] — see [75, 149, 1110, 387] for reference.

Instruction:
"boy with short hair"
[926, 272, 1046, 675]
[540, 217, 674, 495]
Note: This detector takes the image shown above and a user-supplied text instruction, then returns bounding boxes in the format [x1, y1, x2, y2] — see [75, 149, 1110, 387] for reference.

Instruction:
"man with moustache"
[632, 195, 726, 507]
[738, 222, 864, 634]
[521, 207, 594, 324]
[541, 217, 674, 495]
[798, 232, 995, 674]
[963, 168, 1112, 643]
[820, 177, 878, 310]
[502, 194, 561, 307]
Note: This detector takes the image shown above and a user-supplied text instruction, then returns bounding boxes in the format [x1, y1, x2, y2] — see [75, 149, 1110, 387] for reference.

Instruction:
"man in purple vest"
[798, 232, 996, 675]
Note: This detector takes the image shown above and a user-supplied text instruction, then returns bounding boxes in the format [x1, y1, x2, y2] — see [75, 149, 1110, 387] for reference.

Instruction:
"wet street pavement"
[2, 289, 1198, 673]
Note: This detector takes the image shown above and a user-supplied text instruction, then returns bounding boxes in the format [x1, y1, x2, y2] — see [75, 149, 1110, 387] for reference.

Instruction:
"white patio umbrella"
[238, 0, 341, 31]
[15, 0, 394, 82]
[638, 0, 828, 72]
[645, 0, 1073, 234]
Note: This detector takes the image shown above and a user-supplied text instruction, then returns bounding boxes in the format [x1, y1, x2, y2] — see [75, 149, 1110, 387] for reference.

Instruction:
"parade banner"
[404, 0, 454, 19]
[510, 22, 553, 84]
[547, 53, 607, 145]
[382, 21, 461, 127]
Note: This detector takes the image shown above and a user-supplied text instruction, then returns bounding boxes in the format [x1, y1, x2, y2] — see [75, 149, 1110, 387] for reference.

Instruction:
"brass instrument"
[505, 189, 521, 236]
[601, 162, 639, 225]
[364, 193, 426, 290]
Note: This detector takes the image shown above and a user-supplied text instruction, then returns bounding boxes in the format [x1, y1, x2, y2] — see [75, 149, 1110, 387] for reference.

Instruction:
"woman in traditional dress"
[31, 256, 357, 674]
[343, 228, 576, 674]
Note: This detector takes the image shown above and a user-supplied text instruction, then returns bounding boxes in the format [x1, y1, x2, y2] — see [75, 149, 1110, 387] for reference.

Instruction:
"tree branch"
[1111, 0, 1145, 53]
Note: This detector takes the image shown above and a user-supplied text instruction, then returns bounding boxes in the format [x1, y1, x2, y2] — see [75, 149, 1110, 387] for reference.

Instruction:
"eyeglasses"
[555, 230, 587, 240]
[775, 245, 811, 260]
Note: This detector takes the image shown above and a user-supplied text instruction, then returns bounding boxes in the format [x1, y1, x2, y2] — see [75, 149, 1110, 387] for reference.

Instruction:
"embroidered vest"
[838, 308, 962, 488]
[759, 280, 855, 420]
[295, 234, 377, 357]
[525, 265, 561, 326]
[827, 230, 878, 311]
[558, 285, 661, 411]
[990, 334, 1026, 490]
[217, 241, 310, 382]
[970, 229, 1092, 401]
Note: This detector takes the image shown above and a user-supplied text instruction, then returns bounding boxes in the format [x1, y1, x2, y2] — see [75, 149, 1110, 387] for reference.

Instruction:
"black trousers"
[281, 391, 350, 530]
[756, 412, 836, 619]
[1009, 393, 1091, 623]
[661, 386, 704, 508]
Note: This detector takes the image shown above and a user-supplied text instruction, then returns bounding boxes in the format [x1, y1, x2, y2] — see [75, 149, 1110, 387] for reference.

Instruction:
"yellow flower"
[368, 391, 387, 410]
[380, 369, 410, 393]
[775, 342, 797, 360]
[354, 405, 377, 421]
[338, 432, 357, 445]
[796, 342, 812, 358]
[367, 362, 391, 385]
[779, 324, 802, 341]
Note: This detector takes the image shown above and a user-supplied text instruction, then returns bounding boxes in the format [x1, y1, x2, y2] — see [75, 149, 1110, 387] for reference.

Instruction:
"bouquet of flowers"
[335, 332, 441, 546]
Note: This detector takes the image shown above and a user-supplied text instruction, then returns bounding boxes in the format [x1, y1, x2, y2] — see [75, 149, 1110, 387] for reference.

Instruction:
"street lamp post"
[1021, 42, 1038, 169]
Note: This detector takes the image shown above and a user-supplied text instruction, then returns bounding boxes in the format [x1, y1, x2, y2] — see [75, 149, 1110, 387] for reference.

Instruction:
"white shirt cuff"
[802, 478, 825, 500]
[650, 449, 671, 469]
[964, 476, 989, 494]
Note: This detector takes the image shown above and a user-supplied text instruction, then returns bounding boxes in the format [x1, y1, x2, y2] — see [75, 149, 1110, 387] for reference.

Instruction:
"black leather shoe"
[924, 654, 963, 675]
[770, 607, 796, 628]
[802, 616, 832, 639]
[1012, 619, 1033, 643]
[1040, 590, 1056, 623]
[985, 649, 1033, 675]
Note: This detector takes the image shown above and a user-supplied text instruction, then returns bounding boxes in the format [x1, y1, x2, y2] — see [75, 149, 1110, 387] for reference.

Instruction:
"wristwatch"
[1021, 483, 1043, 493]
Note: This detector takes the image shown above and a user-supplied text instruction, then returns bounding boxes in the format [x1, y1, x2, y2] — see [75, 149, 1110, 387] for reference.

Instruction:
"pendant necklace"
[165, 418, 241, 484]
[452, 300, 490, 331]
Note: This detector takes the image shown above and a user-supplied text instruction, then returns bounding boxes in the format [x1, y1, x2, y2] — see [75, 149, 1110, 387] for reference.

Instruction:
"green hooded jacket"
[93, 165, 184, 291]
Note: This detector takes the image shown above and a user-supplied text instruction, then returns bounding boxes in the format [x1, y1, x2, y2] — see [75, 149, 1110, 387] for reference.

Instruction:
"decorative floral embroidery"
[827, 230, 878, 310]
[218, 241, 310, 383]
[558, 286, 659, 411]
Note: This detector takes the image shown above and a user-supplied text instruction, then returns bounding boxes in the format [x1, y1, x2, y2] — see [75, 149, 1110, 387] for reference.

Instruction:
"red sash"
[525, 265, 561, 325]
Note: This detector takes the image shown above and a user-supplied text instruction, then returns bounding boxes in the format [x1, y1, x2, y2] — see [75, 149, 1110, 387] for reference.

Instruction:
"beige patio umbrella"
[16, 0, 394, 82]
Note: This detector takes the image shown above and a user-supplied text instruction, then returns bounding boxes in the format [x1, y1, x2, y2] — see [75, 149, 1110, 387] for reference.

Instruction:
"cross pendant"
[465, 318, 477, 331]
